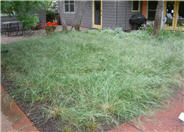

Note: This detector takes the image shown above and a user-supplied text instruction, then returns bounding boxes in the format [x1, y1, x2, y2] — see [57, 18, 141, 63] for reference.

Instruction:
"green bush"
[145, 25, 153, 34]
[18, 14, 39, 30]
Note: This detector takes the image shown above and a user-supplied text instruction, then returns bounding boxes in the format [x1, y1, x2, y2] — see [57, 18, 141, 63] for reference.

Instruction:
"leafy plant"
[17, 14, 39, 30]
[1, 1, 45, 30]
[145, 25, 153, 35]
[43, 21, 58, 34]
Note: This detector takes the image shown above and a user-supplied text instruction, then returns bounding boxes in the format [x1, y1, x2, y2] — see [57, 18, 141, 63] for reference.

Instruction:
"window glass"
[149, 1, 157, 9]
[165, 2, 174, 26]
[65, 4, 69, 12]
[65, 0, 74, 12]
[70, 1, 74, 12]
[65, 1, 69, 4]
[148, 1, 158, 20]
[177, 2, 184, 27]
[132, 1, 139, 11]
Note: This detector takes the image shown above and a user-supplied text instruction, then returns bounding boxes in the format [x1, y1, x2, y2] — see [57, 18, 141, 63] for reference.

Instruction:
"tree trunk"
[58, 1, 68, 31]
[72, 1, 86, 31]
[152, 0, 164, 36]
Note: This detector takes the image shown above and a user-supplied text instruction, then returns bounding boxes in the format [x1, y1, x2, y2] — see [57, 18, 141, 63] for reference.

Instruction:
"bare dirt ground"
[1, 26, 89, 44]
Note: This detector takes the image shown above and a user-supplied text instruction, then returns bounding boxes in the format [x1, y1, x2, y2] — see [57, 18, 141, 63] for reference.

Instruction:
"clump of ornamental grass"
[1, 29, 184, 131]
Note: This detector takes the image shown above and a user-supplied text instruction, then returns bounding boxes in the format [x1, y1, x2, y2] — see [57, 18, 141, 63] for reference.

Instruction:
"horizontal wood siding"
[116, 1, 127, 30]
[61, 1, 92, 28]
[102, 1, 117, 29]
[81, 1, 92, 28]
[61, 1, 75, 25]
[59, 1, 143, 30]
[124, 1, 142, 30]
[102, 1, 142, 30]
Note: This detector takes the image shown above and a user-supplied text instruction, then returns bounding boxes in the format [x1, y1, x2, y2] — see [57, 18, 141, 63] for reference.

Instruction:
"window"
[132, 1, 140, 12]
[148, 1, 158, 20]
[64, 0, 74, 13]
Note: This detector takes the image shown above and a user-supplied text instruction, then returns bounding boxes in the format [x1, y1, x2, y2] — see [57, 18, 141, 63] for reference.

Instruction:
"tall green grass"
[1, 30, 184, 131]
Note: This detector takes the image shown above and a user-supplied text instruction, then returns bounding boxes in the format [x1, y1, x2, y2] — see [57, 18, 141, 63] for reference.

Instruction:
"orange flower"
[52, 22, 58, 27]
[52, 22, 57, 25]
[44, 21, 57, 31]
[47, 22, 52, 25]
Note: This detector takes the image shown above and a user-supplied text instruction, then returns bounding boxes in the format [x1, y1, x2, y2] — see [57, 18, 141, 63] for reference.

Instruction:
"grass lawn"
[1, 29, 184, 131]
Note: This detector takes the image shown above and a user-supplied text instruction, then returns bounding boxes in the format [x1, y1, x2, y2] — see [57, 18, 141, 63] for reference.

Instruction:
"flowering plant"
[43, 21, 58, 34]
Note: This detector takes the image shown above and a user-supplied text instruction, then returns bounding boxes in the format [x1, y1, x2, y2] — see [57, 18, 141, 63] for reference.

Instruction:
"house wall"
[81, 1, 92, 28]
[59, 1, 74, 25]
[116, 1, 127, 30]
[102, 1, 142, 30]
[59, 1, 142, 30]
[102, 1, 117, 29]
[123, 1, 142, 30]
[60, 1, 92, 28]
[60, 1, 120, 29]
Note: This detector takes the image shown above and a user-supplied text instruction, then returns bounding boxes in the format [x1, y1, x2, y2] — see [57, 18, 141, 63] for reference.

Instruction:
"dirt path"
[109, 89, 184, 132]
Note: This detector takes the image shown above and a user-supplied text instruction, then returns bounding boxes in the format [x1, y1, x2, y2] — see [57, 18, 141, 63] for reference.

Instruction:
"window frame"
[147, 1, 158, 21]
[131, 1, 140, 12]
[64, 0, 75, 13]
